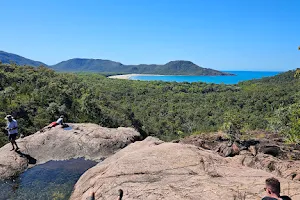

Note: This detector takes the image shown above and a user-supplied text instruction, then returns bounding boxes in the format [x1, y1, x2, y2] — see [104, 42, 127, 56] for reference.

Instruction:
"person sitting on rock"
[262, 177, 291, 200]
[56, 115, 64, 126]
[5, 115, 20, 151]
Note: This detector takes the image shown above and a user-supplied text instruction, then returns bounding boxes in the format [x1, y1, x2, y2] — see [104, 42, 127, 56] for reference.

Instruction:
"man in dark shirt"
[262, 177, 291, 200]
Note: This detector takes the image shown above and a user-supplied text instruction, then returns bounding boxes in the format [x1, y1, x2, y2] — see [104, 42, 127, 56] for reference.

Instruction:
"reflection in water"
[0, 158, 97, 200]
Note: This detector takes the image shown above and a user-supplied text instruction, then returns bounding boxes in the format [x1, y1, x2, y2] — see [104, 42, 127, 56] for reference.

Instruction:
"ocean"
[130, 71, 281, 84]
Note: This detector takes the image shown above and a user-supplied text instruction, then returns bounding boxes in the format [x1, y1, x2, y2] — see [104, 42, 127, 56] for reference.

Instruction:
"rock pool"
[0, 158, 97, 200]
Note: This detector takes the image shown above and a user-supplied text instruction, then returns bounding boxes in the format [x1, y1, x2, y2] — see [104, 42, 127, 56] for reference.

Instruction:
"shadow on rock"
[15, 150, 37, 164]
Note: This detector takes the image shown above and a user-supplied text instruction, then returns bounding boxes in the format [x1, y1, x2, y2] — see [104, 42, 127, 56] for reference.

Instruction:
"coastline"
[108, 74, 160, 80]
[108, 73, 233, 80]
[107, 71, 279, 84]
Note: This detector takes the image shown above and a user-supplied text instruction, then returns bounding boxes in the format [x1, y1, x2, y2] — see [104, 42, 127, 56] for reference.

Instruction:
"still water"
[131, 71, 280, 84]
[0, 158, 97, 200]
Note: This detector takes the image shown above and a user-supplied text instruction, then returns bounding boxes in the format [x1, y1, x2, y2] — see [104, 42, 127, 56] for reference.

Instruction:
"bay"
[130, 71, 281, 84]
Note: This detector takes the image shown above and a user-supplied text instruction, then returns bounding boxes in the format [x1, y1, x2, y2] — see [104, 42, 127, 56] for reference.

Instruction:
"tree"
[268, 104, 300, 144]
[222, 111, 243, 142]
[46, 102, 60, 121]
[3, 86, 15, 104]
[286, 105, 300, 144]
[295, 68, 300, 79]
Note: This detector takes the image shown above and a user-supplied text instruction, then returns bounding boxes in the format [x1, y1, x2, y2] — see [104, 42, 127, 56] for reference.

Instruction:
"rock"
[216, 142, 240, 157]
[180, 133, 226, 150]
[249, 145, 257, 156]
[180, 133, 300, 161]
[293, 174, 300, 181]
[232, 142, 240, 155]
[0, 123, 141, 180]
[239, 150, 251, 156]
[240, 139, 260, 148]
[223, 146, 233, 157]
[70, 137, 300, 200]
[258, 145, 282, 157]
[231, 153, 300, 181]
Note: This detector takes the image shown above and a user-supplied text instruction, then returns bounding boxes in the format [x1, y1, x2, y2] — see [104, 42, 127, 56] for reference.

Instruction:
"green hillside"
[0, 64, 299, 147]
[0, 51, 232, 75]
[51, 59, 232, 75]
[0, 51, 47, 67]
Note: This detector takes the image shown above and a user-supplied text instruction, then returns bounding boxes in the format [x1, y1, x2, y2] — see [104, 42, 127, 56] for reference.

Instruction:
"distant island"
[51, 59, 233, 76]
[0, 50, 233, 76]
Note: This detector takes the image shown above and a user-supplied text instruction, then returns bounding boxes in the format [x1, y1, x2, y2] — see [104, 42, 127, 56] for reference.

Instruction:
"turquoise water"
[0, 158, 97, 200]
[130, 71, 281, 84]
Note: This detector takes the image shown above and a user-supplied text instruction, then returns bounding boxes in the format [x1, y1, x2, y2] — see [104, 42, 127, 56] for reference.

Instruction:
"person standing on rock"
[262, 177, 291, 200]
[5, 115, 20, 151]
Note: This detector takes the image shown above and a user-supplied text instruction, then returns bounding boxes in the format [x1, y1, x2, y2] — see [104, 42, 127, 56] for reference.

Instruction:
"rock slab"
[70, 137, 300, 200]
[0, 123, 141, 180]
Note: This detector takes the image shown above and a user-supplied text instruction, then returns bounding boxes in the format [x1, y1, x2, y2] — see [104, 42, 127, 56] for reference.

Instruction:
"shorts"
[50, 122, 58, 127]
[8, 133, 18, 141]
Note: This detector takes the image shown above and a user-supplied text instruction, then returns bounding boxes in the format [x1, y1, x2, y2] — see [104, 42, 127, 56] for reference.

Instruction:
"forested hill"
[0, 51, 47, 67]
[244, 69, 296, 84]
[51, 59, 232, 76]
[0, 64, 299, 147]
[0, 50, 232, 75]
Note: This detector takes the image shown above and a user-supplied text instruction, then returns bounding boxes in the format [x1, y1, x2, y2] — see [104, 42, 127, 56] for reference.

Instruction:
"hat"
[60, 115, 64, 118]
[4, 115, 13, 120]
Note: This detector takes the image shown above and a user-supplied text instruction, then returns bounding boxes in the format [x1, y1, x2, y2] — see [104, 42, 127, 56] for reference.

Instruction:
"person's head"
[5, 115, 13, 122]
[265, 177, 281, 196]
[60, 115, 64, 118]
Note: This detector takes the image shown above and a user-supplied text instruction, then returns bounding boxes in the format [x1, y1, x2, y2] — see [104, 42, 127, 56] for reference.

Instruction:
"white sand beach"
[108, 74, 160, 80]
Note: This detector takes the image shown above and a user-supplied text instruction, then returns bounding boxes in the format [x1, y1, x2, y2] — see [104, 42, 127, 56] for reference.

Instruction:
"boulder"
[0, 123, 141, 180]
[70, 137, 300, 200]
[249, 145, 257, 156]
[232, 142, 240, 155]
[231, 153, 300, 181]
[215, 142, 240, 157]
[180, 133, 226, 150]
[258, 145, 282, 157]
[293, 174, 300, 181]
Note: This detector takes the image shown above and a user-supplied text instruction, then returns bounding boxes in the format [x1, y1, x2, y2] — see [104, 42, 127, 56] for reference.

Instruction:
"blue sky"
[1, 0, 299, 71]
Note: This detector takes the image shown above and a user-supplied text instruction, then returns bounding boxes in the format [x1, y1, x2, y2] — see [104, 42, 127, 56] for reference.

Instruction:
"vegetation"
[0, 51, 46, 67]
[295, 68, 300, 78]
[0, 51, 232, 75]
[0, 64, 299, 147]
[52, 59, 232, 75]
